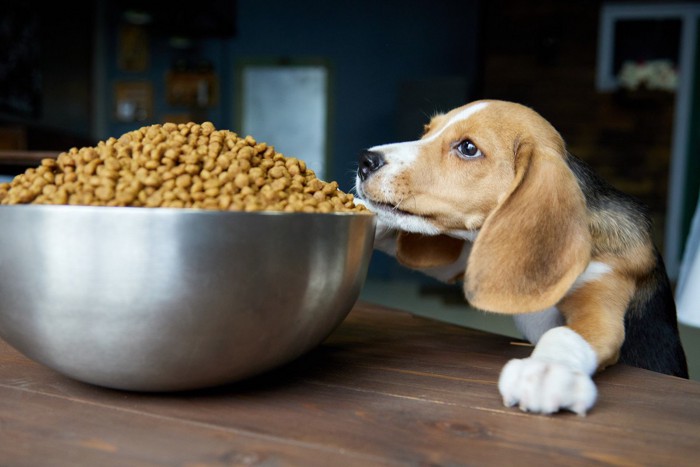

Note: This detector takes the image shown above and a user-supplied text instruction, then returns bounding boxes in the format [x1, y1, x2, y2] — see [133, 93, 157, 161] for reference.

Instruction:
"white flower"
[617, 59, 677, 92]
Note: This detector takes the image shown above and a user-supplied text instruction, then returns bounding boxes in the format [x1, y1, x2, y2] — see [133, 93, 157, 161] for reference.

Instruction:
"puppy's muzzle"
[358, 150, 385, 181]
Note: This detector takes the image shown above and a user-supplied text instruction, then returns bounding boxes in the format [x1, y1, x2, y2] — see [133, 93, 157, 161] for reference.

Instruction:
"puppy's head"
[356, 100, 591, 312]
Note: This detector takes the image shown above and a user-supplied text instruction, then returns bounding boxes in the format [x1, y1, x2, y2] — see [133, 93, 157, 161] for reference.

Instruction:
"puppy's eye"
[456, 140, 482, 159]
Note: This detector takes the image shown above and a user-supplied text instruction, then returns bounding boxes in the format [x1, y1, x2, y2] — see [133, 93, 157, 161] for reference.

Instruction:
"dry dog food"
[0, 122, 368, 213]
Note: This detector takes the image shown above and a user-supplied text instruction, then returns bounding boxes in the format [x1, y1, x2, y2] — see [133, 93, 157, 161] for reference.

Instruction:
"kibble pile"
[0, 122, 368, 213]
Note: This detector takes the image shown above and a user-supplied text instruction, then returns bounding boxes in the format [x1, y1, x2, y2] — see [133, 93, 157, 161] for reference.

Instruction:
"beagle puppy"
[355, 99, 688, 416]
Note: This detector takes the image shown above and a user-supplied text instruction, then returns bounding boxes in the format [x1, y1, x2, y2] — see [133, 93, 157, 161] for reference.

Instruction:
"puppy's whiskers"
[394, 195, 418, 213]
[393, 195, 406, 212]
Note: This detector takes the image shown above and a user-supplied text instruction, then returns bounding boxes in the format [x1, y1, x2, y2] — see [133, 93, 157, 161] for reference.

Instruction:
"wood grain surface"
[1, 301, 698, 466]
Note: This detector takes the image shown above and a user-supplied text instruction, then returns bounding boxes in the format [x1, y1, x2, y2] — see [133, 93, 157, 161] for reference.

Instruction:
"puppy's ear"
[465, 140, 591, 313]
[396, 232, 465, 269]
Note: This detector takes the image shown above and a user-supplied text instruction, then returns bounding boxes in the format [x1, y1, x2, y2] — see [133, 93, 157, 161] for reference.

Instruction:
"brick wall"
[479, 0, 676, 249]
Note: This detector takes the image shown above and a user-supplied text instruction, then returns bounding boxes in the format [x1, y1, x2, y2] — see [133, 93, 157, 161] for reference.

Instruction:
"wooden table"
[1, 301, 698, 466]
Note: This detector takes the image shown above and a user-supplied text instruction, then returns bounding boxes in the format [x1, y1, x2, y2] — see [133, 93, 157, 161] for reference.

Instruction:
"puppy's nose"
[358, 150, 385, 181]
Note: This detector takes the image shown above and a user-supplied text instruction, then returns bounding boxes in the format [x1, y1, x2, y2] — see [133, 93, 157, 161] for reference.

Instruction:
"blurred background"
[1, 0, 699, 378]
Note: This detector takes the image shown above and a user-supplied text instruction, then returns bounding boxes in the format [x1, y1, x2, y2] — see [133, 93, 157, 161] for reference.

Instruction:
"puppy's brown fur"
[359, 100, 687, 377]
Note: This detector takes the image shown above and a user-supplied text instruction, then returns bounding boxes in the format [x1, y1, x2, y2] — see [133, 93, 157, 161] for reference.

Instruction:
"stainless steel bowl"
[0, 205, 375, 391]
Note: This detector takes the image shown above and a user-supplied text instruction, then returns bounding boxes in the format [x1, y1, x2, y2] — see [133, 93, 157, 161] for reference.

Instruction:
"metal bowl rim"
[0, 204, 376, 219]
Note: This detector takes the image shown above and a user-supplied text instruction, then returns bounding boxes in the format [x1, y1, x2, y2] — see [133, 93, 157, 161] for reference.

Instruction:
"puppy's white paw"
[498, 357, 597, 416]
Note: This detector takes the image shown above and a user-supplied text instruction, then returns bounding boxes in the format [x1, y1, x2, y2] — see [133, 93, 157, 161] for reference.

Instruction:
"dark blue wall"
[104, 0, 480, 189]
[229, 0, 480, 189]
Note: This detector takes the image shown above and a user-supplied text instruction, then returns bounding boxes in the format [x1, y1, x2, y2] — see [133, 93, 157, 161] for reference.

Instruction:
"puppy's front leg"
[498, 271, 633, 416]
[370, 220, 472, 284]
[372, 217, 401, 258]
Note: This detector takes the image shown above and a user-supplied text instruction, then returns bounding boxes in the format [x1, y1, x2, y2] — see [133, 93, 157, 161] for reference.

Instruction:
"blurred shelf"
[0, 150, 59, 166]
